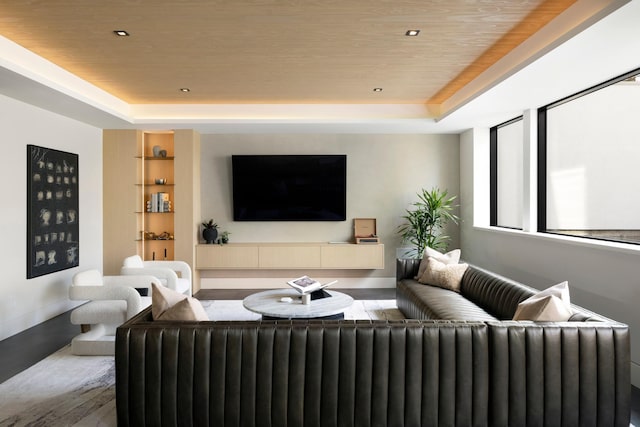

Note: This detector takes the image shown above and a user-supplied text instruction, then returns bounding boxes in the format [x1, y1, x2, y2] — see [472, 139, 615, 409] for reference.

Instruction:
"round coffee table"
[243, 289, 354, 320]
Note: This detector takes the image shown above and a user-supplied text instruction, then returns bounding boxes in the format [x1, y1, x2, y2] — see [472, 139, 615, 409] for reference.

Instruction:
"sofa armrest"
[487, 321, 630, 427]
[69, 285, 143, 319]
[396, 258, 421, 282]
[142, 260, 192, 281]
[121, 266, 179, 290]
[103, 275, 162, 292]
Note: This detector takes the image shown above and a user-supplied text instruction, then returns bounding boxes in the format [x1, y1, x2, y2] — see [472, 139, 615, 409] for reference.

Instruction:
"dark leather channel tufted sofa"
[397, 258, 631, 427]
[114, 260, 630, 427]
[116, 310, 489, 426]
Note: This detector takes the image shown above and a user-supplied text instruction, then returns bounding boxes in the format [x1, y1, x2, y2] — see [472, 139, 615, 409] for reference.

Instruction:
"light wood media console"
[196, 243, 384, 270]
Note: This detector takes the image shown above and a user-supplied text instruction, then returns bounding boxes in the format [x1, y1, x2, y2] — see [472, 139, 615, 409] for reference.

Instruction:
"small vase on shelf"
[202, 219, 219, 244]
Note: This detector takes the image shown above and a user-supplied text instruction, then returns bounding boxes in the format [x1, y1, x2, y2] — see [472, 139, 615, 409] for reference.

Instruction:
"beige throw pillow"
[152, 283, 209, 321]
[512, 281, 573, 321]
[415, 247, 461, 279]
[417, 257, 468, 292]
[156, 297, 209, 321]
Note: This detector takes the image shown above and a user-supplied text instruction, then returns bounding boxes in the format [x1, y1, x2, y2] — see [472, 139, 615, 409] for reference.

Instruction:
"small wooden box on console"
[354, 218, 380, 244]
[196, 242, 384, 270]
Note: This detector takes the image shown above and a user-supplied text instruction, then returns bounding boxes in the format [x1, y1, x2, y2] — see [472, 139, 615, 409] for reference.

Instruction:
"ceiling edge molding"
[435, 0, 630, 121]
[130, 118, 461, 135]
[128, 103, 433, 120]
[0, 35, 131, 121]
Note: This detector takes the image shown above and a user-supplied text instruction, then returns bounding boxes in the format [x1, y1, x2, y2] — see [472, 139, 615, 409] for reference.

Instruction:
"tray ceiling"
[0, 0, 575, 107]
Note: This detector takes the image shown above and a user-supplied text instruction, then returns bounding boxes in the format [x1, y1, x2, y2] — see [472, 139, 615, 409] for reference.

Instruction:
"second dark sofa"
[396, 258, 631, 426]
[396, 258, 607, 322]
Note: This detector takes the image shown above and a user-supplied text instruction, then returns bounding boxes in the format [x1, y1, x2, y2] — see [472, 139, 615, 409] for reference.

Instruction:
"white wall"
[199, 133, 460, 287]
[0, 94, 103, 341]
[460, 128, 640, 387]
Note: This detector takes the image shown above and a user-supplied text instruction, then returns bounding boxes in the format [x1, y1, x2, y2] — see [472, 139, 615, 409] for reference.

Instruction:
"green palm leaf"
[397, 187, 459, 258]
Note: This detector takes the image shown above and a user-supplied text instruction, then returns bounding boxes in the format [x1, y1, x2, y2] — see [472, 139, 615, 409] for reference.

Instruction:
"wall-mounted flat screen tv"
[232, 154, 347, 221]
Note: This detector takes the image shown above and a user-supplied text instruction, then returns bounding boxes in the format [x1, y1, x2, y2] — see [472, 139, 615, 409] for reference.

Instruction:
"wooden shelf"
[102, 129, 200, 278]
[135, 211, 175, 214]
[138, 133, 175, 261]
[135, 156, 175, 160]
[196, 243, 384, 270]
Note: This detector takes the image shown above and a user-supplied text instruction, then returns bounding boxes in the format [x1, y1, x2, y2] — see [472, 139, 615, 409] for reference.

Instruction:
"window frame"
[537, 66, 640, 243]
[489, 116, 524, 230]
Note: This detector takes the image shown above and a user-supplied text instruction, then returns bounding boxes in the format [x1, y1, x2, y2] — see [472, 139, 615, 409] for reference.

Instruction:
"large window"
[539, 68, 640, 244]
[490, 117, 523, 229]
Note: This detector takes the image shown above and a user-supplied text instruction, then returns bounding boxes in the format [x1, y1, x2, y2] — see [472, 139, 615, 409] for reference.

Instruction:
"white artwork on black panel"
[27, 145, 79, 278]
[39, 209, 51, 226]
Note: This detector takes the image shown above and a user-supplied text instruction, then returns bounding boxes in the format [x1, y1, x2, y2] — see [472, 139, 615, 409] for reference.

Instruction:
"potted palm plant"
[202, 219, 219, 244]
[397, 187, 459, 259]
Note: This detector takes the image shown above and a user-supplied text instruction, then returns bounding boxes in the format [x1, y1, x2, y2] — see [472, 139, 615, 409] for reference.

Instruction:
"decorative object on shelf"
[220, 231, 230, 244]
[142, 231, 173, 241]
[202, 219, 219, 244]
[157, 231, 174, 240]
[354, 218, 379, 244]
[397, 187, 459, 258]
[146, 192, 171, 212]
[27, 145, 79, 278]
[159, 150, 167, 158]
[142, 231, 156, 241]
[152, 145, 161, 157]
[154, 178, 166, 185]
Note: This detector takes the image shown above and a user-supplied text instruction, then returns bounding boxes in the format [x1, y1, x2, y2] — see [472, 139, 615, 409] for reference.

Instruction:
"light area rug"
[0, 300, 402, 427]
[0, 345, 116, 426]
[200, 298, 403, 321]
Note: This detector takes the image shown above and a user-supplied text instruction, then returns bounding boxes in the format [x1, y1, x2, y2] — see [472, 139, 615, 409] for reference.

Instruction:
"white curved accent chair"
[121, 255, 192, 297]
[69, 269, 159, 355]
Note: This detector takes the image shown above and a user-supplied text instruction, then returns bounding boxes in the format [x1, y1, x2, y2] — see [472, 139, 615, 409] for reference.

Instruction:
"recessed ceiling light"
[113, 30, 130, 37]
[373, 88, 383, 92]
[179, 88, 191, 92]
[405, 30, 420, 36]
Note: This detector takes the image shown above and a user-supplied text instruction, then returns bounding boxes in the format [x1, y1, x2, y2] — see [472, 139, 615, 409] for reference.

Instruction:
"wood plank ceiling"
[0, 0, 575, 106]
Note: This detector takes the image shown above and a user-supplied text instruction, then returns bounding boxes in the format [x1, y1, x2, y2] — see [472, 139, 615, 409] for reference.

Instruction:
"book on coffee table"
[287, 275, 337, 294]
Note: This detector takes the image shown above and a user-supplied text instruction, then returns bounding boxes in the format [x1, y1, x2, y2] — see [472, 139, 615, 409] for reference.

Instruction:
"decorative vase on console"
[202, 219, 219, 244]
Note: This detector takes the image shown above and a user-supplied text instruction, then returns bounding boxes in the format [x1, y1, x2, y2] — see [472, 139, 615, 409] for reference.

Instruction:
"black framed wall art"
[27, 145, 79, 278]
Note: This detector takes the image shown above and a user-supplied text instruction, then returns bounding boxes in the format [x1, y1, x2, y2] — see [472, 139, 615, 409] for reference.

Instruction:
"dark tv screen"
[232, 155, 346, 221]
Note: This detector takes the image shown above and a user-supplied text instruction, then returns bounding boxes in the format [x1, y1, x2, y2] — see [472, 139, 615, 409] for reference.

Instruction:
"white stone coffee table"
[243, 289, 354, 320]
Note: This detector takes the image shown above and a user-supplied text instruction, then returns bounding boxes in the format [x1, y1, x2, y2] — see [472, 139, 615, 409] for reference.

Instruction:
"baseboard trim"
[200, 276, 395, 290]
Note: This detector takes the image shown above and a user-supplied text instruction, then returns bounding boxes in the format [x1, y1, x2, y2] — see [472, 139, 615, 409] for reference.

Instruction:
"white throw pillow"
[416, 247, 461, 279]
[417, 257, 468, 292]
[152, 283, 209, 321]
[513, 281, 573, 321]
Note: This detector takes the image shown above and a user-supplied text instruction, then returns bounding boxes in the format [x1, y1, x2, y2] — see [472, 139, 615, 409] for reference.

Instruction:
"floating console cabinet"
[196, 243, 384, 270]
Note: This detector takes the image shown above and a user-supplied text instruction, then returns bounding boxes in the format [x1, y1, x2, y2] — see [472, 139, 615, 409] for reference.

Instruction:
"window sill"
[472, 225, 640, 255]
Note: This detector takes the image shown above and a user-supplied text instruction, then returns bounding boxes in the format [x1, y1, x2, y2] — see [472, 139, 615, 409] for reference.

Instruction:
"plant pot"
[203, 228, 218, 244]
